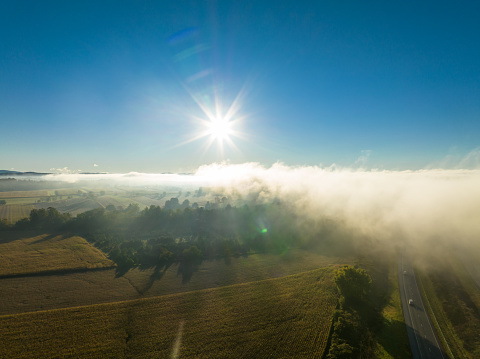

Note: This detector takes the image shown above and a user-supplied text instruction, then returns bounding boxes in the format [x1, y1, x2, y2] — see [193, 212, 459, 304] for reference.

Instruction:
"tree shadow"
[177, 261, 201, 284]
[376, 318, 413, 359]
[0, 231, 49, 244]
[29, 233, 61, 244]
[114, 266, 130, 278]
[141, 265, 169, 293]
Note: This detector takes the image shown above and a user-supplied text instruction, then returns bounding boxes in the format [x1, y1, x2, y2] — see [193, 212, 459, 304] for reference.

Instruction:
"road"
[398, 254, 447, 359]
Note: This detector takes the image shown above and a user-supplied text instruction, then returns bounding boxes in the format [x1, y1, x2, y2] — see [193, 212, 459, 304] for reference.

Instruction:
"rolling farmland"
[0, 267, 339, 358]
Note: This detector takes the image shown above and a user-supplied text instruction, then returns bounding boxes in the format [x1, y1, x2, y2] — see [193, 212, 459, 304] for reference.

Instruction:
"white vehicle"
[403, 270, 407, 275]
[408, 299, 414, 306]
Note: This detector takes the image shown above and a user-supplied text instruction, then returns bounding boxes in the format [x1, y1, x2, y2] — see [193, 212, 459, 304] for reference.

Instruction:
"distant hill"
[0, 170, 51, 176]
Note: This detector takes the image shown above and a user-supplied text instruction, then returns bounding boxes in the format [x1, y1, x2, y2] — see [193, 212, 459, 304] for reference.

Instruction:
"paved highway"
[398, 254, 447, 359]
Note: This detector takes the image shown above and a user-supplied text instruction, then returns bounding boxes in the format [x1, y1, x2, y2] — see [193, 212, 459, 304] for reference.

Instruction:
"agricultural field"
[0, 190, 50, 198]
[125, 249, 349, 297]
[0, 267, 339, 358]
[96, 195, 142, 209]
[0, 204, 34, 223]
[0, 247, 346, 315]
[0, 232, 114, 277]
[34, 197, 102, 216]
[0, 269, 139, 315]
[126, 195, 165, 207]
[53, 188, 81, 196]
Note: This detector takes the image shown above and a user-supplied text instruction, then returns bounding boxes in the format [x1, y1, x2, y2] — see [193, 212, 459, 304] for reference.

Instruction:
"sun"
[206, 117, 233, 141]
[170, 84, 250, 157]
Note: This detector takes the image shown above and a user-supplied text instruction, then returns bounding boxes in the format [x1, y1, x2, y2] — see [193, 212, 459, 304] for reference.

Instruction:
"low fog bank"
[195, 163, 480, 253]
[37, 162, 480, 253]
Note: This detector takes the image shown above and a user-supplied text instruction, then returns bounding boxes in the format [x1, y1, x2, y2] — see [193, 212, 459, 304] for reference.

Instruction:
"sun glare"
[171, 87, 250, 158]
[207, 117, 233, 141]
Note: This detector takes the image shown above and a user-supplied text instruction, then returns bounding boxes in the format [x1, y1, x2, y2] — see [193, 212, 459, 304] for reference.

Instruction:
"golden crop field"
[0, 269, 139, 316]
[0, 190, 50, 198]
[0, 233, 114, 277]
[0, 267, 339, 358]
[126, 248, 350, 297]
[0, 204, 33, 223]
[0, 248, 347, 316]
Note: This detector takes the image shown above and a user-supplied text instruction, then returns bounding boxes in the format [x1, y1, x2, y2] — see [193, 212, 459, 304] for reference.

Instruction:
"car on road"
[409, 299, 414, 306]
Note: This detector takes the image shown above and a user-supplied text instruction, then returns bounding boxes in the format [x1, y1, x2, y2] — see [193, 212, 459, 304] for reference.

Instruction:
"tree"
[0, 199, 6, 205]
[334, 265, 372, 305]
[164, 197, 180, 210]
[0, 218, 10, 230]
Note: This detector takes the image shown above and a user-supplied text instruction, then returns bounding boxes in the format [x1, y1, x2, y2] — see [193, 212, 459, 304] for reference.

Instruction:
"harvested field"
[0, 204, 33, 223]
[0, 232, 114, 277]
[0, 267, 338, 358]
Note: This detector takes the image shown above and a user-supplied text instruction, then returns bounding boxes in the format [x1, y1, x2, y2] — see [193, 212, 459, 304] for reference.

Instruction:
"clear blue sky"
[1, 1, 479, 173]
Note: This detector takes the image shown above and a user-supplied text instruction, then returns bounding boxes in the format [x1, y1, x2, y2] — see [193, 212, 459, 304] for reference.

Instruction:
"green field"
[0, 204, 34, 223]
[376, 259, 412, 359]
[418, 253, 480, 359]
[0, 267, 338, 358]
[0, 232, 114, 277]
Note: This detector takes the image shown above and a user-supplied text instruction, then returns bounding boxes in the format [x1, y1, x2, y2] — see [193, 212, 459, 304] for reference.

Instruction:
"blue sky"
[1, 1, 479, 173]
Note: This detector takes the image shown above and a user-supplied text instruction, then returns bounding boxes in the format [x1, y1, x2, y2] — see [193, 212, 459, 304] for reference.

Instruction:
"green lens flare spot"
[261, 228, 268, 233]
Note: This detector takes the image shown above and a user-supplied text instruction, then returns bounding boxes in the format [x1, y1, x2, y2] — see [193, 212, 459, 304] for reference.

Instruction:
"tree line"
[0, 201, 310, 273]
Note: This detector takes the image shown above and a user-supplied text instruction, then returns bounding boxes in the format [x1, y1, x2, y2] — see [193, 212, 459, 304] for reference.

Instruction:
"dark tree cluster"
[14, 207, 71, 231]
[327, 265, 379, 359]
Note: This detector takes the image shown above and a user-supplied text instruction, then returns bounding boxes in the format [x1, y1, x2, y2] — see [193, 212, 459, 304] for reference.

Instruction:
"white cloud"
[354, 150, 371, 167]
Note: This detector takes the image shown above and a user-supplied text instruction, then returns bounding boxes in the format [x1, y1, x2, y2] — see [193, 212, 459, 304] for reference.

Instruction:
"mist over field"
[37, 163, 480, 252]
